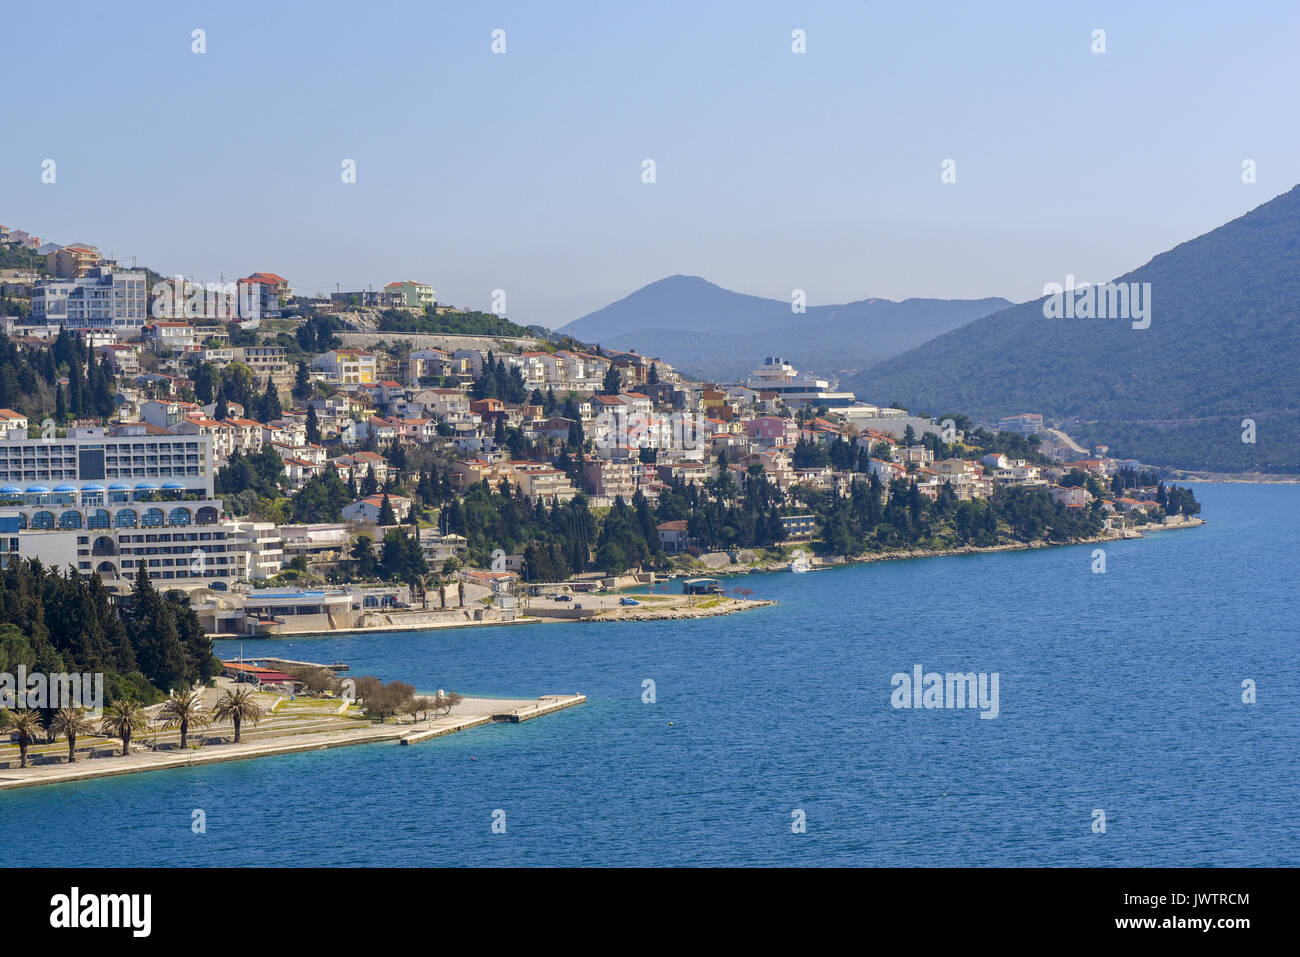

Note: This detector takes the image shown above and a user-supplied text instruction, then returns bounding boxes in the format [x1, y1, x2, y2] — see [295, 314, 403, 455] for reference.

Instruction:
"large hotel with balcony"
[0, 421, 281, 593]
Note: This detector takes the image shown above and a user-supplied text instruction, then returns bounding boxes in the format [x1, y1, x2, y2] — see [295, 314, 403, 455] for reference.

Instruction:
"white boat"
[789, 555, 811, 574]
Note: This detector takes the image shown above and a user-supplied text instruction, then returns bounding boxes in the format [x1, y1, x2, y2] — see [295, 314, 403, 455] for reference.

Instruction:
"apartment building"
[95, 343, 140, 375]
[509, 462, 577, 504]
[383, 280, 435, 310]
[142, 321, 197, 353]
[312, 349, 377, 384]
[237, 272, 290, 319]
[233, 346, 291, 385]
[45, 243, 101, 278]
[406, 348, 471, 385]
[997, 413, 1045, 437]
[583, 457, 635, 499]
[31, 267, 148, 337]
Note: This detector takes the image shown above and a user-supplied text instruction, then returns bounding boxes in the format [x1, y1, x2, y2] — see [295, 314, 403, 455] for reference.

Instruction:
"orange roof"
[358, 494, 409, 507]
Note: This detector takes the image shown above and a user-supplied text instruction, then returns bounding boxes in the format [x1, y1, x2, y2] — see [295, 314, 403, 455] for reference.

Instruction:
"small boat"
[789, 554, 811, 574]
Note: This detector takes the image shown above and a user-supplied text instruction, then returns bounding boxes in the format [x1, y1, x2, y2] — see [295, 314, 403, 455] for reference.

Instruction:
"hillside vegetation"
[851, 186, 1300, 473]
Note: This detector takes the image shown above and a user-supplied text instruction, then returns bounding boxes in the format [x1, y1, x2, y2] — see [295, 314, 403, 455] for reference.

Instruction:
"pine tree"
[67, 360, 83, 416]
[378, 493, 397, 526]
[92, 355, 113, 417]
[305, 404, 321, 444]
[259, 375, 281, 422]
[293, 360, 311, 400]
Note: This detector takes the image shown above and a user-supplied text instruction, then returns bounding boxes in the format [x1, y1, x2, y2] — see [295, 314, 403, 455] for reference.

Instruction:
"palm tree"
[157, 688, 210, 749]
[2, 709, 46, 768]
[48, 707, 98, 763]
[100, 699, 148, 756]
[212, 687, 262, 743]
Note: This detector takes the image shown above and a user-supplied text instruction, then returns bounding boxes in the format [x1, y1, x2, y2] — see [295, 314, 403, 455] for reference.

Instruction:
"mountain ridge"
[557, 275, 1012, 380]
[847, 185, 1300, 472]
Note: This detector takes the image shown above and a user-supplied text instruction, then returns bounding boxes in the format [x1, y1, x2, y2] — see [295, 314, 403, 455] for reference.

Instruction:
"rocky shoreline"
[581, 598, 777, 623]
[677, 518, 1205, 578]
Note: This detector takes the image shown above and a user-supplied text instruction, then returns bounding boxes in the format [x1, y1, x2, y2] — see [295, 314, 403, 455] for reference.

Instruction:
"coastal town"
[0, 222, 1204, 783]
[0, 223, 1202, 640]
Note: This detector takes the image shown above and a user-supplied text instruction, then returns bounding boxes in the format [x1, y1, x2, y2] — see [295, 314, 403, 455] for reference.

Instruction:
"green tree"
[156, 688, 210, 749]
[212, 686, 262, 743]
[292, 360, 312, 400]
[305, 404, 321, 444]
[350, 534, 376, 578]
[1, 708, 45, 768]
[100, 699, 148, 756]
[48, 707, 98, 763]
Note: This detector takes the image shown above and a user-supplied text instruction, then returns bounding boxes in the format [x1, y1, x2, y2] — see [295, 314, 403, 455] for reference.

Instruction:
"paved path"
[0, 694, 584, 791]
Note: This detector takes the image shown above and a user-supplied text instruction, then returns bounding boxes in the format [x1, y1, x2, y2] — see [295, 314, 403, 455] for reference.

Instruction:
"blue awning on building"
[135, 482, 160, 491]
[25, 486, 50, 493]
[53, 484, 77, 492]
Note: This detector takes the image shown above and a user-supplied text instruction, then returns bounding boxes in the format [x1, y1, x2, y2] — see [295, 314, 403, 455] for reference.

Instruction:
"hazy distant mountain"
[848, 186, 1300, 474]
[556, 276, 1011, 381]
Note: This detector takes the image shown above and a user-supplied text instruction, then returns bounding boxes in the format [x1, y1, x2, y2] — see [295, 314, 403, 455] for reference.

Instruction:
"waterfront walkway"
[0, 693, 585, 791]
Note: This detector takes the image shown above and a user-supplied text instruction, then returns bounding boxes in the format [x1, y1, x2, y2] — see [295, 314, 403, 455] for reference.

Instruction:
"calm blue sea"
[3, 483, 1296, 866]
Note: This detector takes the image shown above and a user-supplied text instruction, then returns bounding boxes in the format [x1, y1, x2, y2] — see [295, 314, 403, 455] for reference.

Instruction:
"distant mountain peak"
[557, 277, 1011, 381]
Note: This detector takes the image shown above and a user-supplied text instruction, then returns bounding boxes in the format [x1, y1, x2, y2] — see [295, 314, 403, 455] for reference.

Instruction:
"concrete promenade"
[0, 693, 585, 792]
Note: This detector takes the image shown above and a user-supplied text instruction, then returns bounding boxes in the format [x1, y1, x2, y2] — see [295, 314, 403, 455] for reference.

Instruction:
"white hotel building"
[30, 267, 149, 338]
[0, 425, 280, 592]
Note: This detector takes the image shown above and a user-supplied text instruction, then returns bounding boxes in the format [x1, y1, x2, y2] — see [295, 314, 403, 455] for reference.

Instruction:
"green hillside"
[850, 186, 1300, 473]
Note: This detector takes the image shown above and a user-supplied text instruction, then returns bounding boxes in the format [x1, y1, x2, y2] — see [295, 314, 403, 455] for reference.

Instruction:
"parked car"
[619, 598, 640, 606]
[555, 594, 572, 602]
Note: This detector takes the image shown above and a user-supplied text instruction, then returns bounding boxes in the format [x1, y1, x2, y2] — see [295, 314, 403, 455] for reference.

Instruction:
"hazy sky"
[4, 1, 1298, 328]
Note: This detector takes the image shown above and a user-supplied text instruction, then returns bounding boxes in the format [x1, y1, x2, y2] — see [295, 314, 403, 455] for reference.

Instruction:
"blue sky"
[4, 0, 1298, 327]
